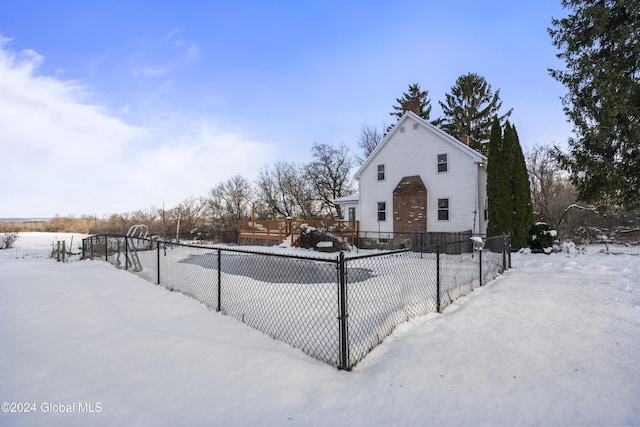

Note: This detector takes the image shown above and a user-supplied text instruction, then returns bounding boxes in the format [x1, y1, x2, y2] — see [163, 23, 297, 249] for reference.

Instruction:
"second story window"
[438, 153, 448, 173]
[377, 164, 385, 181]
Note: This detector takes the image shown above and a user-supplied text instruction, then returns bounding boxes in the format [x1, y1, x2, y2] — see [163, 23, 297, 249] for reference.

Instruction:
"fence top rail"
[485, 234, 509, 240]
[84, 234, 507, 263]
[84, 234, 409, 263]
[345, 248, 411, 261]
[84, 234, 342, 263]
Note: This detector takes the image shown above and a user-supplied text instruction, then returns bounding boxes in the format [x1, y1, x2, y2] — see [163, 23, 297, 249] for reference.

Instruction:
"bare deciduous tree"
[356, 123, 385, 164]
[129, 208, 161, 234]
[103, 213, 131, 234]
[255, 162, 318, 219]
[167, 196, 207, 240]
[526, 144, 577, 231]
[306, 142, 355, 219]
[208, 175, 253, 230]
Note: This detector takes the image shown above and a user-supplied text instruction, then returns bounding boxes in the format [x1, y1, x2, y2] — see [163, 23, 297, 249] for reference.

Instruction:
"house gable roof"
[354, 111, 487, 179]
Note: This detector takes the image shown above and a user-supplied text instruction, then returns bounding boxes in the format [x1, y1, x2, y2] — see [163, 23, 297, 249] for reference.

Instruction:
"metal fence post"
[125, 237, 129, 270]
[217, 248, 222, 312]
[507, 235, 512, 269]
[156, 241, 161, 285]
[338, 252, 350, 370]
[479, 248, 483, 286]
[105, 236, 108, 262]
[436, 245, 441, 313]
[502, 234, 507, 272]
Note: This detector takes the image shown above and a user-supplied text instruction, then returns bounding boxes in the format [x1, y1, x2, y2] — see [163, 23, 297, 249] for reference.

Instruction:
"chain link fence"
[82, 234, 511, 370]
[351, 230, 474, 251]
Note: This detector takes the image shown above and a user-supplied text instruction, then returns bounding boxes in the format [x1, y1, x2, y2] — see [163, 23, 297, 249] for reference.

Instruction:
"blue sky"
[0, 0, 571, 218]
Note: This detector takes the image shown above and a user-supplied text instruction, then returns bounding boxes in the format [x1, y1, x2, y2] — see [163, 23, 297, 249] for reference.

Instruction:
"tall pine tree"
[436, 73, 512, 155]
[487, 118, 533, 248]
[506, 124, 534, 248]
[390, 83, 432, 120]
[486, 117, 509, 236]
[549, 0, 640, 209]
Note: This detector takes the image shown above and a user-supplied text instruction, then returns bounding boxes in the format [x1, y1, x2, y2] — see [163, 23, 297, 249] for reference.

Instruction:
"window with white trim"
[438, 198, 450, 221]
[377, 202, 386, 221]
[377, 164, 385, 181]
[437, 153, 448, 173]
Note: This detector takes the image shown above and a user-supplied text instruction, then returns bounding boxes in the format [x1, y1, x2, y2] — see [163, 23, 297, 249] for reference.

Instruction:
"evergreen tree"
[436, 73, 512, 155]
[507, 124, 534, 248]
[390, 83, 432, 120]
[486, 118, 534, 248]
[500, 122, 516, 236]
[486, 117, 509, 236]
[549, 0, 640, 209]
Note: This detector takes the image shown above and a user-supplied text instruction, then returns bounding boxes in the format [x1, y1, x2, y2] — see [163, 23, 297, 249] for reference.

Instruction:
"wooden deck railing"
[237, 219, 359, 246]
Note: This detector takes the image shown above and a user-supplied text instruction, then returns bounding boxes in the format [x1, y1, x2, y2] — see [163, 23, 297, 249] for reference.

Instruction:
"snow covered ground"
[1, 233, 639, 426]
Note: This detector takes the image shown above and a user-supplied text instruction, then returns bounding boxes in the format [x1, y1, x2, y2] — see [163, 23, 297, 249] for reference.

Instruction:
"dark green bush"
[527, 223, 556, 253]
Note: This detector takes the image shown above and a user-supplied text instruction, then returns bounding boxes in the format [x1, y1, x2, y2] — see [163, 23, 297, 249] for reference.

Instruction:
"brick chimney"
[401, 99, 421, 116]
[457, 135, 470, 146]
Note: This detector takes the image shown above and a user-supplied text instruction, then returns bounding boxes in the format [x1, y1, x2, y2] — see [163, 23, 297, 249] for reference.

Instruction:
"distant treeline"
[0, 217, 93, 234]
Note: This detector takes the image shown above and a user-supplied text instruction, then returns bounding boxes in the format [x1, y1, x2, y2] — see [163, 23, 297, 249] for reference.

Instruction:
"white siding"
[340, 201, 359, 221]
[358, 115, 485, 234]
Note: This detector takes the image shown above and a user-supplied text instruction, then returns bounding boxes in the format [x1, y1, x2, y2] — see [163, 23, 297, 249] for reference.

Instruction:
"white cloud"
[0, 40, 272, 218]
[162, 27, 200, 60]
[163, 27, 184, 44]
[124, 119, 271, 211]
[186, 43, 201, 60]
[133, 66, 171, 77]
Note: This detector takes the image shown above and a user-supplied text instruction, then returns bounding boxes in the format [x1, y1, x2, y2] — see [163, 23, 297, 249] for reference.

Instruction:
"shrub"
[298, 224, 351, 252]
[527, 222, 556, 253]
[0, 232, 18, 249]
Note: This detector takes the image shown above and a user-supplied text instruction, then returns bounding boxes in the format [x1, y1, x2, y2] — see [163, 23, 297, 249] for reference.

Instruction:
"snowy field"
[1, 232, 639, 426]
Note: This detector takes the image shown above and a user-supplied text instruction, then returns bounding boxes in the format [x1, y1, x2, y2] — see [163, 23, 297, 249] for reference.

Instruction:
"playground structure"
[127, 224, 149, 238]
[237, 219, 359, 247]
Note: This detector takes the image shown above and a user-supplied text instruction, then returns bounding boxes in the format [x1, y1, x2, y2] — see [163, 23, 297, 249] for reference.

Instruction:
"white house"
[335, 111, 488, 238]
